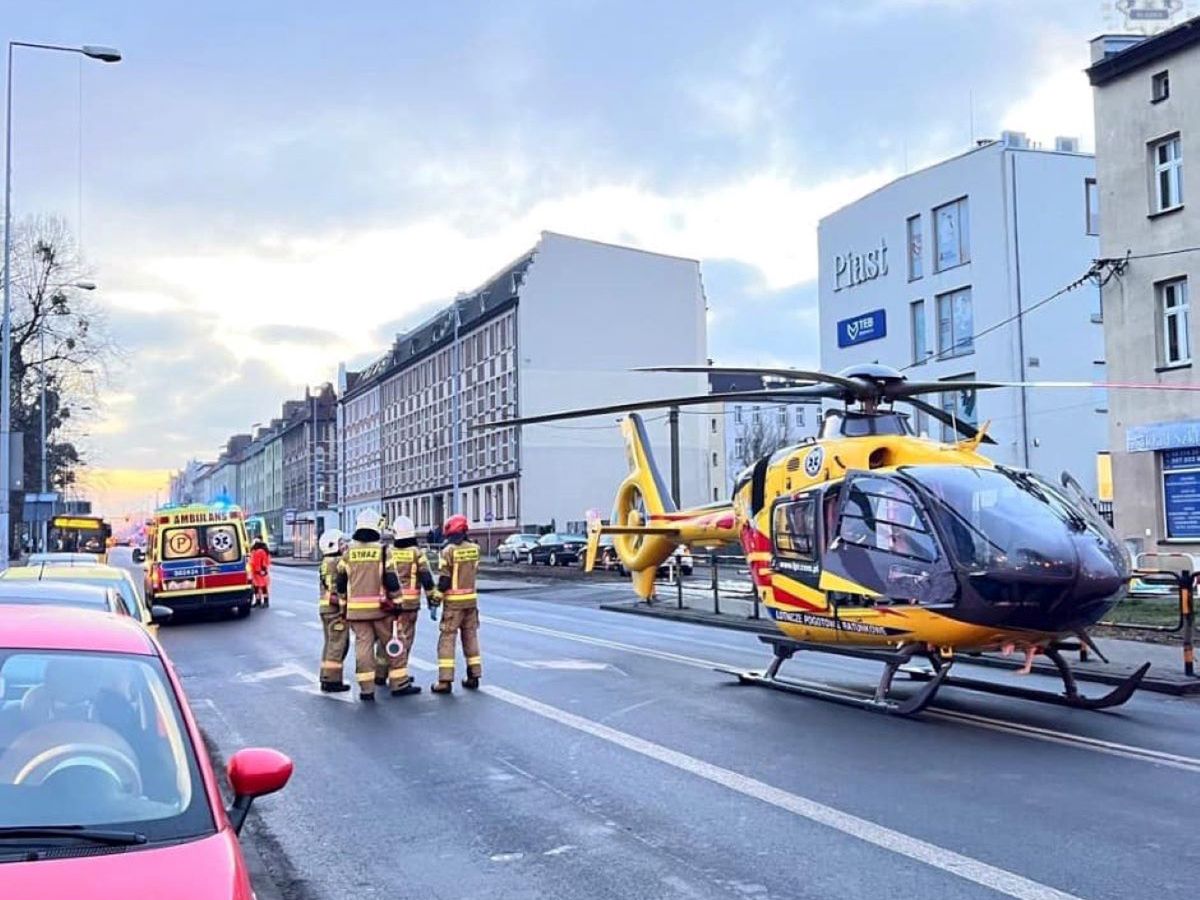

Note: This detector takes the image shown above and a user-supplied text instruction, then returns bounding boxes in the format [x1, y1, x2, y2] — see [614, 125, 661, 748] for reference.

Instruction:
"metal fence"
[1102, 553, 1196, 676]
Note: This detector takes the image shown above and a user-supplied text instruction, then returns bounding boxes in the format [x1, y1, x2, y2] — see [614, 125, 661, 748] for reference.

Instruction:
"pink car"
[0, 605, 292, 898]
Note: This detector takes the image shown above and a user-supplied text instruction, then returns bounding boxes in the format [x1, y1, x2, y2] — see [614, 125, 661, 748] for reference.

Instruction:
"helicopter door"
[824, 472, 955, 606]
[770, 492, 822, 594]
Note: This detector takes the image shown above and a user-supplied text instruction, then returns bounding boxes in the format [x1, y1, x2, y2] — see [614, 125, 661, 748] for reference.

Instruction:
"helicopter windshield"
[900, 465, 1103, 575]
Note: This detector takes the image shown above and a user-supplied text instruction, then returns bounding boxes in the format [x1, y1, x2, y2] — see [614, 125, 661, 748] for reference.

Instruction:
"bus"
[244, 515, 277, 555]
[47, 515, 113, 559]
[145, 503, 254, 617]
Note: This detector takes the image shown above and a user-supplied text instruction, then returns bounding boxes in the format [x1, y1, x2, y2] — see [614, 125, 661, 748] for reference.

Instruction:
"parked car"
[578, 535, 621, 571]
[27, 552, 103, 566]
[0, 605, 293, 898]
[495, 534, 540, 564]
[0, 580, 131, 617]
[0, 566, 164, 628]
[528, 533, 587, 566]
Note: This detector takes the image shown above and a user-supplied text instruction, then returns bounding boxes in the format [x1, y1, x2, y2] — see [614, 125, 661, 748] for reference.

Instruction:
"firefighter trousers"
[351, 618, 400, 695]
[319, 610, 349, 685]
[436, 606, 481, 684]
[390, 609, 419, 687]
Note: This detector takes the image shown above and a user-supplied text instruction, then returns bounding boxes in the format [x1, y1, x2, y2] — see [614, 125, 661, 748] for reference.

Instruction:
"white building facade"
[337, 359, 386, 532]
[817, 135, 1108, 494]
[359, 231, 709, 545]
[1089, 22, 1200, 553]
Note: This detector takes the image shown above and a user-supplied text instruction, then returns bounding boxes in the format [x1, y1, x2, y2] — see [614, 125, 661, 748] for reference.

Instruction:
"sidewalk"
[600, 600, 1200, 696]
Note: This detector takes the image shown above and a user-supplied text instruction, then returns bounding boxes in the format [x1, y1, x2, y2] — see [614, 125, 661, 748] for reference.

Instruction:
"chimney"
[1055, 136, 1080, 153]
[1001, 130, 1028, 149]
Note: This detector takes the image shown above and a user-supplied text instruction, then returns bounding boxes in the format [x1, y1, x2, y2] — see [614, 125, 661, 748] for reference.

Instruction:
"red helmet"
[444, 514, 469, 536]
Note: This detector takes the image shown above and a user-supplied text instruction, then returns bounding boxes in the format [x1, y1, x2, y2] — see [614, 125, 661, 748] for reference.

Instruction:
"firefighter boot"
[462, 676, 480, 690]
[321, 681, 351, 693]
[431, 680, 453, 694]
[391, 681, 422, 697]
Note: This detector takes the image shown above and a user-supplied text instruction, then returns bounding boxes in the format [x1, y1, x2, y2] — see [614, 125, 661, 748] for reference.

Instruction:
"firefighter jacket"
[391, 545, 434, 611]
[337, 539, 400, 620]
[318, 554, 341, 613]
[437, 539, 480, 609]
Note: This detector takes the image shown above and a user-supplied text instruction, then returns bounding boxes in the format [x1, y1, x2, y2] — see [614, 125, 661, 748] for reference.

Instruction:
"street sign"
[284, 509, 296, 526]
[485, 511, 494, 523]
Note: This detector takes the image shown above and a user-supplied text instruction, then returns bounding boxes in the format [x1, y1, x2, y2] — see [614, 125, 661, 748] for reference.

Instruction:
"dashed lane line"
[482, 614, 1200, 775]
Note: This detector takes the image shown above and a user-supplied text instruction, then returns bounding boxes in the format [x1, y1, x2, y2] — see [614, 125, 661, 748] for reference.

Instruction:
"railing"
[1101, 553, 1196, 676]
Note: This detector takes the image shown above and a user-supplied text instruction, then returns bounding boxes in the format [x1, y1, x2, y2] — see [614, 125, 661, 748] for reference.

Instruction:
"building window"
[795, 407, 805, 428]
[734, 405, 743, 424]
[1093, 360, 1108, 413]
[712, 452, 719, 467]
[713, 487, 720, 501]
[933, 197, 969, 271]
[939, 373, 977, 443]
[777, 406, 787, 425]
[1152, 69, 1169, 103]
[906, 214, 923, 281]
[710, 417, 717, 433]
[1159, 277, 1191, 367]
[1151, 135, 1183, 213]
[1085, 178, 1100, 235]
[910, 299, 927, 365]
[935, 287, 973, 359]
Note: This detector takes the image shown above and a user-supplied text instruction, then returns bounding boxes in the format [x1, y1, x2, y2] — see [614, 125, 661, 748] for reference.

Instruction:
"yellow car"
[0, 563, 167, 633]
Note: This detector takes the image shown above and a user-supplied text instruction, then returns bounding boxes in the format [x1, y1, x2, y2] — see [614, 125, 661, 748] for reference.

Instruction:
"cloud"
[999, 29, 1096, 150]
[251, 324, 340, 345]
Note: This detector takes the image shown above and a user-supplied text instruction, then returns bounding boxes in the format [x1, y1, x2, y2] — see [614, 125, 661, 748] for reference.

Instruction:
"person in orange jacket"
[250, 538, 271, 608]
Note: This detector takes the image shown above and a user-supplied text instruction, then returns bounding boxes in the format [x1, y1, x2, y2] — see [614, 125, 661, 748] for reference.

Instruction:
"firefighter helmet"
[443, 514, 469, 536]
[319, 529, 343, 555]
[392, 515, 416, 541]
[356, 509, 381, 532]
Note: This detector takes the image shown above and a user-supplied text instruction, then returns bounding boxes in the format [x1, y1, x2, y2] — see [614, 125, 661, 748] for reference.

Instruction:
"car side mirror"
[150, 605, 173, 625]
[132, 549, 145, 564]
[226, 748, 293, 834]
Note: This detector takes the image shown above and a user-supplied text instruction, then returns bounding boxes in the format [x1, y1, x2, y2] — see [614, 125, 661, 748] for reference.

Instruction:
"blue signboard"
[1126, 419, 1200, 453]
[1163, 447, 1200, 470]
[1164, 470, 1200, 539]
[836, 309, 887, 348]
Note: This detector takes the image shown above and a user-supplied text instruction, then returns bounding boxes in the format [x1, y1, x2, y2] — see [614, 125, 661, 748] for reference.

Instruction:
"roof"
[1088, 16, 1200, 85]
[0, 604, 156, 654]
[4, 564, 125, 581]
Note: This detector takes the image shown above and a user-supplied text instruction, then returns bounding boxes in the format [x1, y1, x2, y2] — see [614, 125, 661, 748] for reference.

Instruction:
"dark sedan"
[528, 533, 587, 566]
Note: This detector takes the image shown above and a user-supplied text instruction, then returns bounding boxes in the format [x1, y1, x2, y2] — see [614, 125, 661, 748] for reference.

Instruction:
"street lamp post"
[450, 301, 462, 518]
[2, 40, 120, 564]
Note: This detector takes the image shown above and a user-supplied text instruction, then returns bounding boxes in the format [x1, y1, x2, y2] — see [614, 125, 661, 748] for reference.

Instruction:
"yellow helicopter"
[486, 362, 1193, 716]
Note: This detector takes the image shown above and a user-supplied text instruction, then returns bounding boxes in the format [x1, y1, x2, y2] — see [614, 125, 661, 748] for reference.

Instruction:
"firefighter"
[429, 514, 482, 694]
[387, 515, 434, 696]
[336, 509, 403, 702]
[317, 529, 350, 692]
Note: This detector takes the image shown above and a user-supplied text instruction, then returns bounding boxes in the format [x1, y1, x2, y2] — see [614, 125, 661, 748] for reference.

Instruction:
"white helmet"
[392, 515, 416, 541]
[355, 509, 381, 533]
[319, 529, 344, 555]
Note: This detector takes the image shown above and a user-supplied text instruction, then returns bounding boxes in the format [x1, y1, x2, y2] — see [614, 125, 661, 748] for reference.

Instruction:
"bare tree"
[732, 406, 798, 470]
[1, 215, 111, 510]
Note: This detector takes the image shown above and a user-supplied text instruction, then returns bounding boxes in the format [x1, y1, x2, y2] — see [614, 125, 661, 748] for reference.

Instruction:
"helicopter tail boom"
[595, 413, 739, 598]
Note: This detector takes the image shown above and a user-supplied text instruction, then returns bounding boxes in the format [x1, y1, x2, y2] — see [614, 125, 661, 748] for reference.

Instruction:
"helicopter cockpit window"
[838, 477, 938, 563]
[773, 496, 817, 562]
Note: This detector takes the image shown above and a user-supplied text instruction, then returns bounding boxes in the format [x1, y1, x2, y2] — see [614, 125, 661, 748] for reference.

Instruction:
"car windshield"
[900, 465, 1098, 573]
[28, 554, 102, 565]
[0, 650, 213, 849]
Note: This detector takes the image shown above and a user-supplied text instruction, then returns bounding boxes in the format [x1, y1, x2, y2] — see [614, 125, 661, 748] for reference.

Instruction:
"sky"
[0, 0, 1162, 516]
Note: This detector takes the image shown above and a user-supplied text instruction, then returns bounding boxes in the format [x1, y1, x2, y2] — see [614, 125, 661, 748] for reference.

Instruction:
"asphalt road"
[132, 555, 1200, 900]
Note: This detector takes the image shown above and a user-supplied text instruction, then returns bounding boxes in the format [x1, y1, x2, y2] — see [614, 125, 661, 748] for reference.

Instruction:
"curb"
[599, 601, 1200, 696]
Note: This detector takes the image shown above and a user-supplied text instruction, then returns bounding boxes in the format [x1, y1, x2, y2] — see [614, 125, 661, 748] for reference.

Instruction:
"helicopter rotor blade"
[471, 386, 829, 431]
[888, 380, 1011, 399]
[901, 396, 997, 444]
[633, 365, 866, 393]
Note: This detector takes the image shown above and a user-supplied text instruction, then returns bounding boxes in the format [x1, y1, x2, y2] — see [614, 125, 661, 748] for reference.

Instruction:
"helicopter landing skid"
[900, 646, 1151, 712]
[715, 637, 950, 716]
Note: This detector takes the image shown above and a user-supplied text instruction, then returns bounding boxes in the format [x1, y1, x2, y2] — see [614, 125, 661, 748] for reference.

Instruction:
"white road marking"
[273, 609, 297, 618]
[237, 663, 313, 683]
[302, 621, 323, 630]
[483, 615, 1200, 774]
[543, 844, 576, 856]
[480, 683, 1082, 900]
[513, 659, 622, 673]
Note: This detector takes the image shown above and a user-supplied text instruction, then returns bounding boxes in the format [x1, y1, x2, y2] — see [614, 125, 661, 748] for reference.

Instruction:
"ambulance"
[145, 502, 254, 617]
